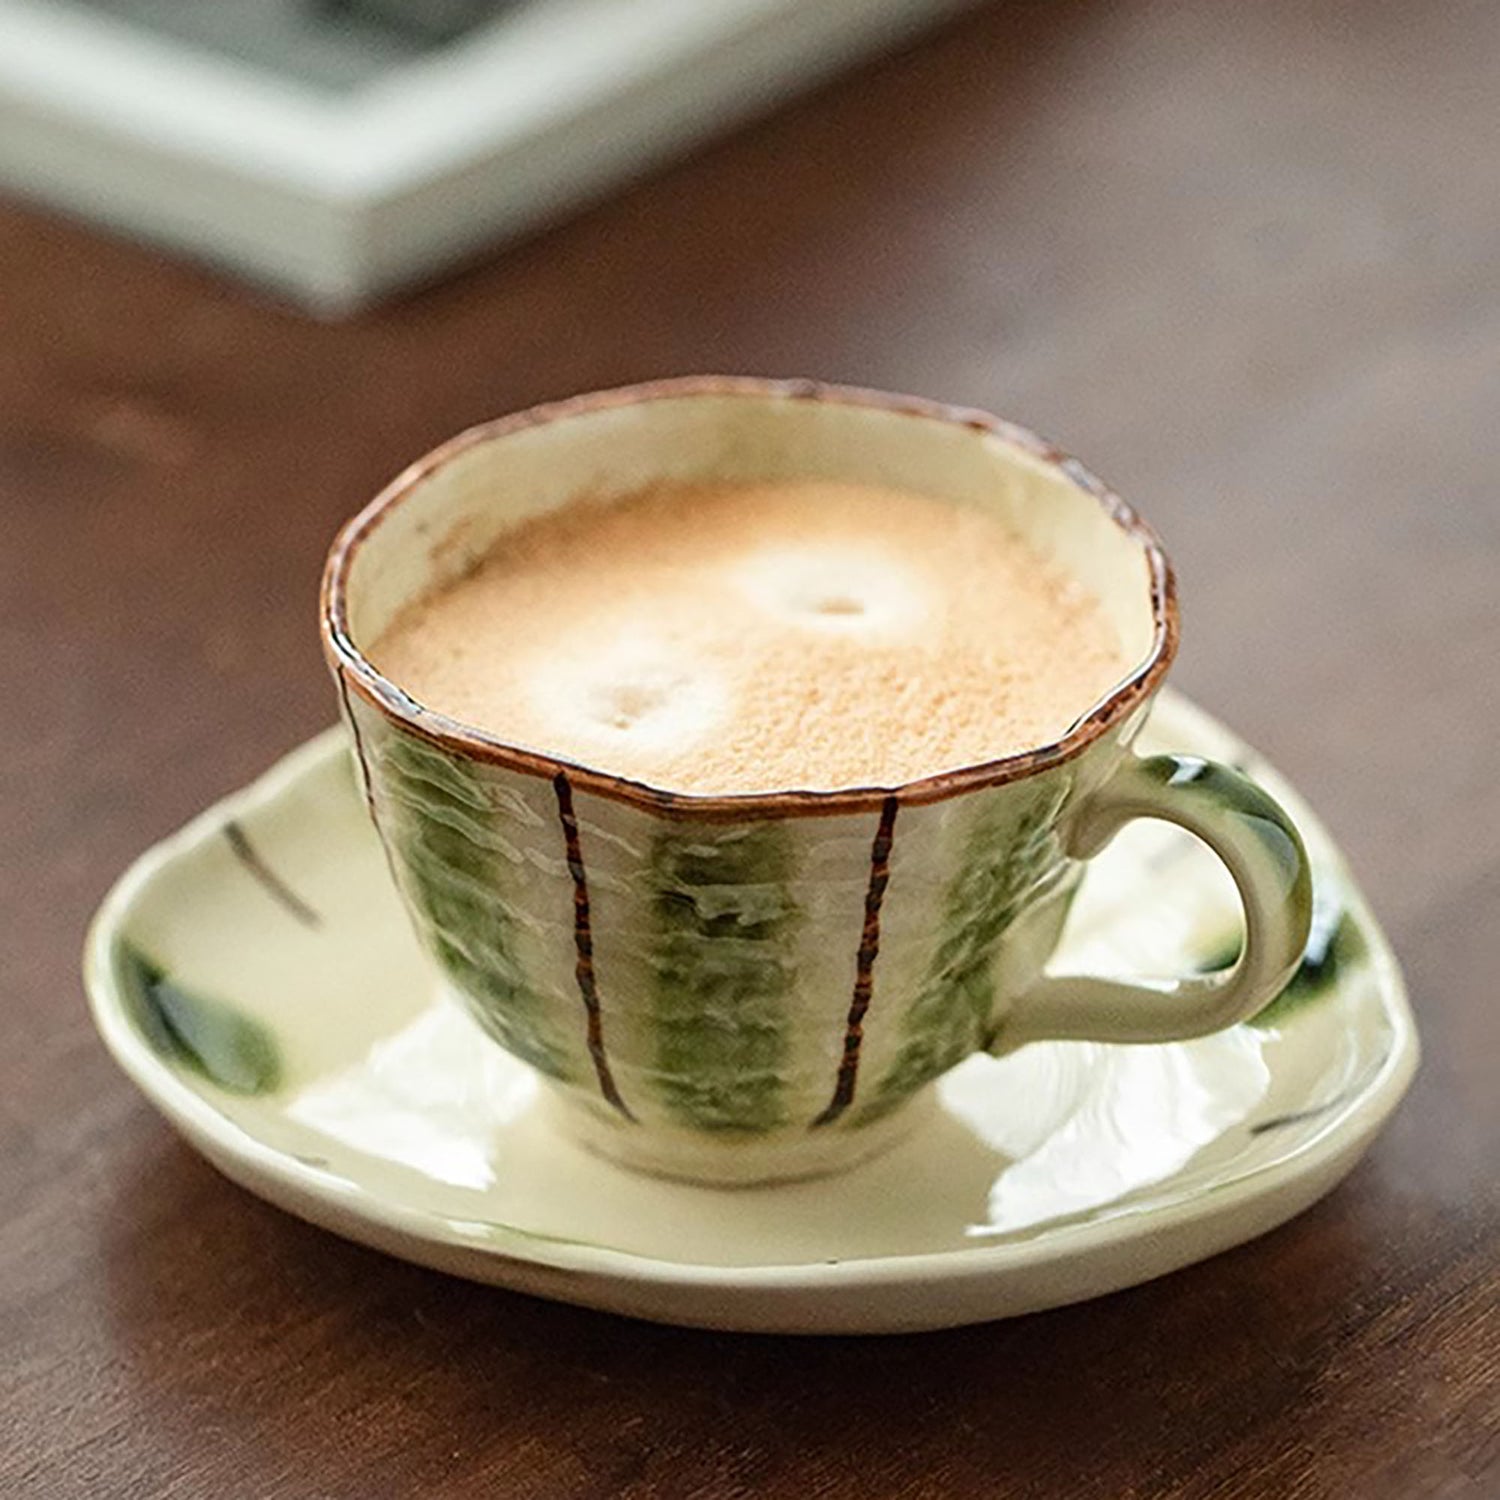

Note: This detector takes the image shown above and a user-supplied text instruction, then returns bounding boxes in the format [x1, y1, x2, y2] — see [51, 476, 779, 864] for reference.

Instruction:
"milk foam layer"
[371, 480, 1132, 794]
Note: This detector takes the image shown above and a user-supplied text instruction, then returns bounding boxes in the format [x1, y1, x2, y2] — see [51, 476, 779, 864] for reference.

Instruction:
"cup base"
[542, 1088, 938, 1188]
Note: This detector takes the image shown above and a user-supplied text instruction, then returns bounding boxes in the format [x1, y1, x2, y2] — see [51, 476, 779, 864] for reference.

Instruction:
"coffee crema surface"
[370, 479, 1132, 794]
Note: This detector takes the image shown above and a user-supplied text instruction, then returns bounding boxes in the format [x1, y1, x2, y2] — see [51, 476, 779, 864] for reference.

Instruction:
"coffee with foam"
[371, 479, 1131, 794]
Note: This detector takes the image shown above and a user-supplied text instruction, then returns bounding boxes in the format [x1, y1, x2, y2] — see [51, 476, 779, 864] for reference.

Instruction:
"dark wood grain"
[2, 1, 1497, 1495]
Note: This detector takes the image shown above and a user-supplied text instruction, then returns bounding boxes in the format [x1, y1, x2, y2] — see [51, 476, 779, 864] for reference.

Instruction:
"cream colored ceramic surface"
[325, 380, 1312, 1182]
[84, 692, 1417, 1334]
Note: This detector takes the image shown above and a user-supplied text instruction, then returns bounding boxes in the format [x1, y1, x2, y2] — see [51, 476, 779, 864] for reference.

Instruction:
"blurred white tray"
[0, 0, 972, 313]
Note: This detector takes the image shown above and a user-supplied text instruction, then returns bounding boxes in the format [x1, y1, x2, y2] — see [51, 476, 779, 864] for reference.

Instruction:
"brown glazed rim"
[320, 376, 1180, 820]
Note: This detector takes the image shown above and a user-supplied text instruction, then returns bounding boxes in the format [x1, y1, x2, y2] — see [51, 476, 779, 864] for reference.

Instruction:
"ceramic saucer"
[84, 691, 1416, 1334]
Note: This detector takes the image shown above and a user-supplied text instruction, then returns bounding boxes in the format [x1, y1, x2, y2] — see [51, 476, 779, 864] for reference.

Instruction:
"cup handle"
[998, 754, 1314, 1050]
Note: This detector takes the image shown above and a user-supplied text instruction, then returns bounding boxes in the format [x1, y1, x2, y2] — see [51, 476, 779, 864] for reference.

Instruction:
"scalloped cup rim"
[319, 376, 1180, 818]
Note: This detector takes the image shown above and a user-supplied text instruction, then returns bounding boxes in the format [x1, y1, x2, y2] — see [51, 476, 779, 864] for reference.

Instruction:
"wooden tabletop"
[3, 1, 1496, 1494]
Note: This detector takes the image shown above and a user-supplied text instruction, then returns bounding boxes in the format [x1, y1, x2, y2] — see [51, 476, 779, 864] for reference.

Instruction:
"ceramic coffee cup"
[321, 378, 1312, 1185]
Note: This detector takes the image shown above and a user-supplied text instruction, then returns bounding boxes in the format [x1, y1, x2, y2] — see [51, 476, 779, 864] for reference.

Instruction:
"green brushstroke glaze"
[379, 732, 573, 1081]
[1142, 756, 1312, 924]
[859, 789, 1066, 1124]
[648, 822, 799, 1133]
[116, 942, 280, 1094]
[1198, 880, 1362, 1028]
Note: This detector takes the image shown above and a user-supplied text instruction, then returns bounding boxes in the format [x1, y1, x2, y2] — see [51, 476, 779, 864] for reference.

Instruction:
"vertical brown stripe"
[337, 673, 378, 819]
[338, 673, 409, 899]
[554, 772, 634, 1120]
[813, 795, 900, 1128]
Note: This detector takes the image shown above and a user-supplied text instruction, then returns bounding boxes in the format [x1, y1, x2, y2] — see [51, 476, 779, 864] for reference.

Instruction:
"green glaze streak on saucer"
[379, 733, 574, 1082]
[858, 790, 1064, 1125]
[115, 942, 280, 1094]
[1199, 881, 1364, 1028]
[648, 823, 799, 1133]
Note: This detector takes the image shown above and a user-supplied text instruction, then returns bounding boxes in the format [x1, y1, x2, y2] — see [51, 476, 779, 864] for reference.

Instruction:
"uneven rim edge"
[319, 376, 1180, 819]
[81, 698, 1417, 1295]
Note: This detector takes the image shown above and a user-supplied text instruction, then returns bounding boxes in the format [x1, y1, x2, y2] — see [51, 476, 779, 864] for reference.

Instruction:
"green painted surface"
[859, 789, 1065, 1124]
[648, 823, 799, 1132]
[1200, 879, 1362, 1028]
[116, 942, 281, 1094]
[1140, 755, 1313, 931]
[378, 731, 573, 1081]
